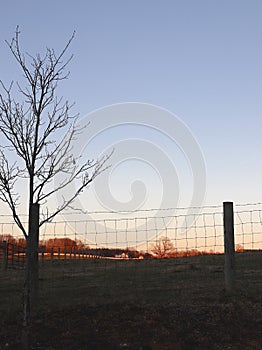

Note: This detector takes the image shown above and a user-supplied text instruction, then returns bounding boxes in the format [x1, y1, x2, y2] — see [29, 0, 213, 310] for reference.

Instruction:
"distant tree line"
[0, 235, 151, 258]
[0, 234, 247, 258]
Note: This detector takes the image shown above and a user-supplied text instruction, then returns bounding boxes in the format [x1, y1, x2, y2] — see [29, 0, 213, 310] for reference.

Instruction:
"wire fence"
[1, 202, 261, 350]
[0, 202, 261, 270]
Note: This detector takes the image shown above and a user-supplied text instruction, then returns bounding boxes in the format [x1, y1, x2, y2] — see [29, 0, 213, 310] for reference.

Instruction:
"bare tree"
[151, 236, 174, 258]
[0, 28, 109, 230]
[0, 27, 110, 335]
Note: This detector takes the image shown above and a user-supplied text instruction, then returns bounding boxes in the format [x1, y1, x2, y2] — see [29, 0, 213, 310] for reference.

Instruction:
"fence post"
[11, 243, 15, 267]
[2, 241, 8, 270]
[51, 247, 54, 263]
[223, 201, 235, 293]
[41, 246, 45, 266]
[17, 244, 20, 266]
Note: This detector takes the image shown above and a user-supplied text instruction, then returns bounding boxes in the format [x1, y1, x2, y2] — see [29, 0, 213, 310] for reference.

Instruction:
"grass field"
[0, 252, 261, 349]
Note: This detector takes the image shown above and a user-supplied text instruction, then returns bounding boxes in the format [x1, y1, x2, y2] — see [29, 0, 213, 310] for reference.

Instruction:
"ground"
[0, 252, 261, 349]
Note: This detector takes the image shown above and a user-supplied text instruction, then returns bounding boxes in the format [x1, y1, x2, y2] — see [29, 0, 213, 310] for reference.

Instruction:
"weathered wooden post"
[58, 247, 61, 261]
[11, 244, 14, 267]
[2, 241, 8, 270]
[223, 201, 235, 293]
[17, 244, 20, 266]
[51, 247, 54, 263]
[41, 246, 45, 266]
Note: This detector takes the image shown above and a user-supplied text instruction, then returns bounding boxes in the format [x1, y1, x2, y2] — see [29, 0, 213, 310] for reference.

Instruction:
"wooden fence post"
[2, 241, 8, 270]
[11, 243, 14, 267]
[41, 246, 45, 266]
[51, 248, 54, 263]
[223, 201, 235, 293]
[17, 244, 20, 265]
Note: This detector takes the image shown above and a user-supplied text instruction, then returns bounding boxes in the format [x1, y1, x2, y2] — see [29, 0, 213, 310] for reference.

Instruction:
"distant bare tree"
[151, 236, 174, 258]
[0, 27, 110, 334]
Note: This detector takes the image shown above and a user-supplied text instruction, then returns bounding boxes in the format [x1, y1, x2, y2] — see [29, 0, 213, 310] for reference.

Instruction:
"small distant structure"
[115, 252, 129, 259]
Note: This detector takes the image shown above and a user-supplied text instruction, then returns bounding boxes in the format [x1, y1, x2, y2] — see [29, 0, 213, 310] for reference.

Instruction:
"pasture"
[0, 252, 261, 349]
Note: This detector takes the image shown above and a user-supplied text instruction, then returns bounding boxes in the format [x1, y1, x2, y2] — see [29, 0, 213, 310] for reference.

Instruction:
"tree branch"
[0, 150, 27, 237]
[0, 28, 110, 236]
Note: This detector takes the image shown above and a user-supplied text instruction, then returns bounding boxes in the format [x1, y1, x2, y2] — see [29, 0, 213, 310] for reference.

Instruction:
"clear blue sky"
[0, 0, 261, 215]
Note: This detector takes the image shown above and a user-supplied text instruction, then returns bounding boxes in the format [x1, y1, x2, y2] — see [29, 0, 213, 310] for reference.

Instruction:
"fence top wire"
[0, 203, 225, 217]
[0, 202, 261, 227]
[1, 201, 261, 218]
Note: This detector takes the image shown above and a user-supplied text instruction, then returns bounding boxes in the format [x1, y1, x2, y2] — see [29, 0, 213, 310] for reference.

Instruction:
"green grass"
[0, 252, 261, 349]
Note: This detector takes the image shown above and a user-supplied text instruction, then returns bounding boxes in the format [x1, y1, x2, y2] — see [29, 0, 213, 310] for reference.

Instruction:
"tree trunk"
[28, 202, 40, 305]
[22, 203, 40, 348]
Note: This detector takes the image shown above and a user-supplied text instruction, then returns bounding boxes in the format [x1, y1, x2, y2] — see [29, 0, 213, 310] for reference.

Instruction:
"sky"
[0, 0, 261, 219]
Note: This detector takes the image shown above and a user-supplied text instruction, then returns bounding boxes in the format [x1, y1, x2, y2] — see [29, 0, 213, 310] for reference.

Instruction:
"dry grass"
[0, 251, 261, 349]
